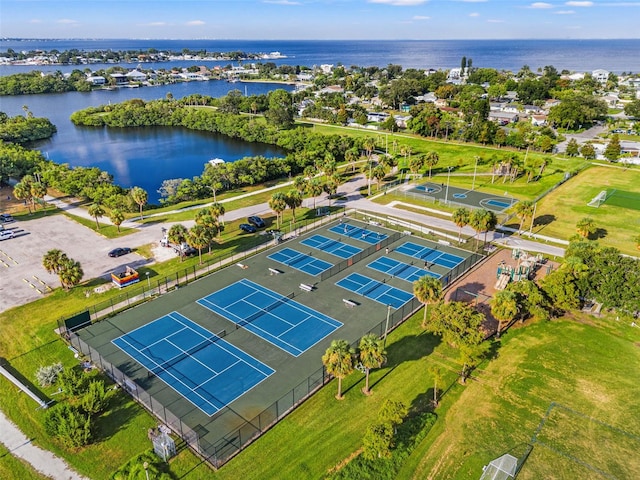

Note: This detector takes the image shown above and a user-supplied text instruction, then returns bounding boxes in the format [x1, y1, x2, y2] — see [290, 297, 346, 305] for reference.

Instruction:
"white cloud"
[554, 9, 575, 14]
[529, 2, 553, 8]
[140, 22, 168, 27]
[469, 12, 480, 16]
[186, 20, 205, 26]
[565, 1, 593, 6]
[413, 15, 431, 19]
[368, 0, 428, 5]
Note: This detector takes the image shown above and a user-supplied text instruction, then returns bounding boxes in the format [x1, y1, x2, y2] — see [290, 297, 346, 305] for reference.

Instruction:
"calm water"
[0, 81, 292, 203]
[2, 39, 639, 74]
[1, 38, 639, 202]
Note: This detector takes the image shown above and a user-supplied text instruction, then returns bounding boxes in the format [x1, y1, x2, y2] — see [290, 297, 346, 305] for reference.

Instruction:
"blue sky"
[2, 0, 639, 40]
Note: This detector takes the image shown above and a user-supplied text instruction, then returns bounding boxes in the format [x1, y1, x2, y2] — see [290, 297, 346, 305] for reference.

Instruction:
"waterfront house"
[86, 75, 106, 86]
[109, 73, 128, 85]
[592, 69, 610, 84]
[126, 69, 147, 82]
[531, 114, 548, 127]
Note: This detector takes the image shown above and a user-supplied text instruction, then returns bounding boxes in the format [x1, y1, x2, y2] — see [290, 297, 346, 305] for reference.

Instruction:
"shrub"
[35, 362, 63, 387]
[44, 403, 92, 448]
[80, 380, 111, 416]
[57, 367, 86, 397]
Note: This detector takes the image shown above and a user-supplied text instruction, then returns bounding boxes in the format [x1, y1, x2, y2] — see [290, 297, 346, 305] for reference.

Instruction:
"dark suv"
[247, 216, 265, 228]
[0, 213, 15, 223]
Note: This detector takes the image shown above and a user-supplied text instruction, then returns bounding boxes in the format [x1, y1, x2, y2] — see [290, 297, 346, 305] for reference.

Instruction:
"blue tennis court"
[197, 279, 342, 357]
[482, 198, 516, 209]
[395, 242, 464, 269]
[300, 234, 362, 259]
[367, 256, 440, 282]
[336, 273, 413, 309]
[267, 247, 333, 276]
[112, 312, 274, 416]
[329, 223, 388, 244]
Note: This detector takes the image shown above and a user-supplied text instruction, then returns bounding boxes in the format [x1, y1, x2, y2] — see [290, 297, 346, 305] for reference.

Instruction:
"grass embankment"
[533, 164, 640, 255]
[0, 444, 49, 480]
[399, 313, 640, 479]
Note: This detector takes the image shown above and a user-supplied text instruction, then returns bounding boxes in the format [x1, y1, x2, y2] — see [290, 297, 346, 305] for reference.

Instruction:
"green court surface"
[409, 181, 519, 212]
[70, 218, 481, 467]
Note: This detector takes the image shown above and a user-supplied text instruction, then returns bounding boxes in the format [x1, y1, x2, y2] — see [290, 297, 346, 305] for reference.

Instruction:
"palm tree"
[13, 182, 32, 213]
[58, 257, 84, 290]
[323, 175, 340, 205]
[427, 365, 443, 407]
[209, 202, 226, 230]
[195, 210, 218, 252]
[363, 137, 376, 160]
[167, 224, 188, 260]
[88, 203, 105, 230]
[413, 276, 443, 327]
[109, 209, 125, 233]
[372, 164, 388, 192]
[490, 290, 519, 337]
[452, 207, 470, 243]
[322, 339, 355, 400]
[30, 182, 47, 211]
[306, 178, 323, 209]
[292, 175, 307, 195]
[469, 209, 496, 249]
[512, 200, 534, 233]
[187, 224, 211, 264]
[269, 192, 287, 228]
[285, 189, 303, 223]
[42, 249, 67, 275]
[424, 151, 439, 178]
[345, 148, 359, 173]
[358, 334, 386, 395]
[130, 186, 148, 221]
[576, 217, 596, 239]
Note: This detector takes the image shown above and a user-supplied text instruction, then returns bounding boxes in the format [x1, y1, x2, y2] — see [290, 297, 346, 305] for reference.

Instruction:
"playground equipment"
[111, 266, 140, 288]
[496, 250, 546, 288]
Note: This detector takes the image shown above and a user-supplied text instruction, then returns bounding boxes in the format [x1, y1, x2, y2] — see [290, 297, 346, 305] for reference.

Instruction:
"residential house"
[109, 73, 128, 85]
[592, 69, 610, 84]
[86, 75, 106, 85]
[125, 70, 147, 82]
[531, 114, 548, 127]
[489, 111, 519, 126]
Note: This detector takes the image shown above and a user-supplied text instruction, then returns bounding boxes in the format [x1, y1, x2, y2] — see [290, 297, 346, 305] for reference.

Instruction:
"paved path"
[0, 409, 90, 480]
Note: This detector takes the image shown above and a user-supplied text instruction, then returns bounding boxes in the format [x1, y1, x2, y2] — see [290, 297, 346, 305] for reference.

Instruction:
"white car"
[0, 229, 15, 241]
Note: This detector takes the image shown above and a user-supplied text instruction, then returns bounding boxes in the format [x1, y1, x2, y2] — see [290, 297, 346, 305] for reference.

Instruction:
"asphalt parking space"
[0, 215, 146, 313]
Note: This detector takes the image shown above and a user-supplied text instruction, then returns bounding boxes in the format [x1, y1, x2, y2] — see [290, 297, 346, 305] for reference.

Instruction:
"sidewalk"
[0, 409, 90, 480]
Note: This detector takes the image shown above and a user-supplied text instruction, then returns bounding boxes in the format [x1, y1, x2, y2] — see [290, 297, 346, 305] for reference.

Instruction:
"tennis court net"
[149, 330, 226, 376]
[286, 252, 309, 267]
[389, 262, 412, 278]
[237, 292, 295, 328]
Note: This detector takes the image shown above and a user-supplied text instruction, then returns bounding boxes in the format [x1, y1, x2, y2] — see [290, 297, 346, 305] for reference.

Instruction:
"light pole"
[143, 461, 150, 480]
[445, 166, 453, 205]
[471, 156, 478, 191]
[367, 159, 373, 196]
[383, 305, 391, 347]
[146, 271, 151, 290]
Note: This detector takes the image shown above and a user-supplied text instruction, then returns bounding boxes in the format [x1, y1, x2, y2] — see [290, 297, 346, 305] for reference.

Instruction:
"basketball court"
[410, 181, 518, 212]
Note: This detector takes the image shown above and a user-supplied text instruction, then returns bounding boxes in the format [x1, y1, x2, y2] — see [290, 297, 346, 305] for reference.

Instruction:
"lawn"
[0, 444, 49, 480]
[533, 164, 640, 254]
[398, 312, 640, 479]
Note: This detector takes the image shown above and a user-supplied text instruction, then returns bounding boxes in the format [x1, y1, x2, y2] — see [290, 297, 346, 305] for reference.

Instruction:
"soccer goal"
[587, 190, 607, 208]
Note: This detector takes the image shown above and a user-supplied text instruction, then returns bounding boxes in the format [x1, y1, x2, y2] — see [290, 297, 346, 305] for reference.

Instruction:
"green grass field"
[605, 189, 640, 211]
[398, 313, 640, 480]
[534, 165, 640, 254]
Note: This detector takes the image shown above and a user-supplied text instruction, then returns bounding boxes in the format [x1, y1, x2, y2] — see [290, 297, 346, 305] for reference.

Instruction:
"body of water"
[2, 39, 639, 74]
[0, 81, 291, 203]
[1, 38, 639, 203]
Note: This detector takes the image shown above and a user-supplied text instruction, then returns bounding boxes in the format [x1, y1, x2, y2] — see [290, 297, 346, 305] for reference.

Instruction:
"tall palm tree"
[269, 192, 287, 228]
[292, 175, 307, 195]
[345, 148, 359, 173]
[13, 181, 33, 213]
[187, 224, 211, 264]
[372, 164, 388, 192]
[469, 209, 496, 249]
[209, 203, 226, 227]
[322, 339, 355, 400]
[424, 151, 439, 178]
[42, 249, 67, 275]
[363, 137, 376, 160]
[452, 207, 470, 243]
[490, 290, 519, 337]
[306, 178, 323, 209]
[130, 186, 148, 221]
[358, 334, 386, 395]
[109, 209, 125, 233]
[512, 200, 534, 233]
[195, 211, 218, 252]
[88, 203, 105, 230]
[59, 257, 84, 290]
[167, 224, 188, 260]
[285, 189, 303, 223]
[413, 276, 443, 327]
[30, 182, 47, 211]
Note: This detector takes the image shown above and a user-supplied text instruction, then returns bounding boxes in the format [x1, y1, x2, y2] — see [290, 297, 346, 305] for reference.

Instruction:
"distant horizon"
[3, 1, 640, 41]
[2, 37, 640, 42]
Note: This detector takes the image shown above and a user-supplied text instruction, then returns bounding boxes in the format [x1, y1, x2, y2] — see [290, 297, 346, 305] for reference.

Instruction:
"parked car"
[239, 223, 257, 233]
[108, 247, 132, 257]
[247, 216, 266, 228]
[0, 229, 15, 241]
[0, 213, 15, 223]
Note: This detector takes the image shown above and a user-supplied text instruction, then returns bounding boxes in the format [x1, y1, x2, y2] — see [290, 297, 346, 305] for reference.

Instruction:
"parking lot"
[0, 214, 152, 314]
